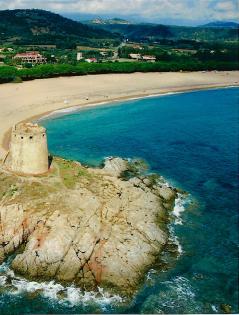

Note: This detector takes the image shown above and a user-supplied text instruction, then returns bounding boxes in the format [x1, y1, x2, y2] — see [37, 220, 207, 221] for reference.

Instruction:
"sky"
[0, 0, 238, 25]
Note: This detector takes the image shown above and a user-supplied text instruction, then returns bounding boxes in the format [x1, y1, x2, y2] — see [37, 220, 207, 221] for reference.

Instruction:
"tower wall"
[7, 123, 49, 175]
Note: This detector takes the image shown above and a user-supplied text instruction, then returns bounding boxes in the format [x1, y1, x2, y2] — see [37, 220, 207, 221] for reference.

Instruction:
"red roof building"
[14, 51, 47, 64]
[85, 58, 97, 63]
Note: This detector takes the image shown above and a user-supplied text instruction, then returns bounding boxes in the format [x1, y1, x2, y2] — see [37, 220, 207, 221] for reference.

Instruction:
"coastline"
[0, 73, 238, 313]
[37, 84, 239, 121]
[1, 71, 238, 158]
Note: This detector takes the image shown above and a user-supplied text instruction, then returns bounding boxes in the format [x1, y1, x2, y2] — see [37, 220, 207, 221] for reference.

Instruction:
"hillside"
[1, 10, 237, 48]
[0, 9, 120, 48]
[201, 21, 239, 28]
[85, 22, 239, 42]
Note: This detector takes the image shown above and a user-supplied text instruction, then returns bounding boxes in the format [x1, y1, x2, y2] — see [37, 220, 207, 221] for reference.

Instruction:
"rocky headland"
[0, 156, 178, 297]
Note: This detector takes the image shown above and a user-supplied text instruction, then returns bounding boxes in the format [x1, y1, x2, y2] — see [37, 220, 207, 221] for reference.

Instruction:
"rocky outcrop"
[0, 157, 177, 296]
[102, 157, 129, 177]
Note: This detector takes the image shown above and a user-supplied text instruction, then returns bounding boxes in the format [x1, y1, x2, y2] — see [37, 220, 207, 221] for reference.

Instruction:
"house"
[76, 52, 83, 61]
[13, 51, 47, 64]
[142, 55, 156, 62]
[129, 53, 141, 60]
[85, 58, 97, 63]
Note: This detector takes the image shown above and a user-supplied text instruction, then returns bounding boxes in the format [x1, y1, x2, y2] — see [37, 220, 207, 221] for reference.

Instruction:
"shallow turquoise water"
[0, 87, 238, 314]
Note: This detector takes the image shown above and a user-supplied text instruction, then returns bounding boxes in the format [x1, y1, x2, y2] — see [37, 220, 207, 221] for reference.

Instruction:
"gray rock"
[157, 186, 176, 201]
[102, 157, 129, 177]
[0, 157, 177, 297]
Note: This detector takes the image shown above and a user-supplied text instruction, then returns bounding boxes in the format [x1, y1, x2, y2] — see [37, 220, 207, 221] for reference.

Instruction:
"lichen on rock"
[0, 156, 178, 297]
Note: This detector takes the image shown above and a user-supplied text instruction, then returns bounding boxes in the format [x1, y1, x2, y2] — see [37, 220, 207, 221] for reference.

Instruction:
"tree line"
[0, 61, 238, 84]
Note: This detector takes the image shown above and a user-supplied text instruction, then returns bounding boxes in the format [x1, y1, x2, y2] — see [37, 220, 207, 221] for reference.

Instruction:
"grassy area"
[56, 158, 92, 189]
[0, 157, 95, 205]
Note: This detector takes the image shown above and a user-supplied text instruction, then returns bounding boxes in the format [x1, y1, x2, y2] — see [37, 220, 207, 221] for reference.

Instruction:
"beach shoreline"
[0, 71, 238, 159]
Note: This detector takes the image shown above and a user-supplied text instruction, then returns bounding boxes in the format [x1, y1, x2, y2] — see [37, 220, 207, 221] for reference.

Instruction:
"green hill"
[1, 10, 237, 48]
[0, 9, 120, 48]
[85, 22, 239, 42]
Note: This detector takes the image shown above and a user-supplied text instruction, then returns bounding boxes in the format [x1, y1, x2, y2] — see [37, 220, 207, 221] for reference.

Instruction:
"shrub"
[12, 76, 23, 83]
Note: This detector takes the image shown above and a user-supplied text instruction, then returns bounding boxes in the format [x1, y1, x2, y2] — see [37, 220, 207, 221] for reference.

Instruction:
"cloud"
[215, 0, 235, 10]
[0, 0, 238, 23]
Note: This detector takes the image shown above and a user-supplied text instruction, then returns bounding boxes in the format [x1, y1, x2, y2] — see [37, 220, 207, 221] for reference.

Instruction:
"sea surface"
[0, 87, 238, 314]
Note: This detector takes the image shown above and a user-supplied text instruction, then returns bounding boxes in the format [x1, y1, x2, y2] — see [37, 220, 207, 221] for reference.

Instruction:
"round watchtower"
[5, 123, 49, 175]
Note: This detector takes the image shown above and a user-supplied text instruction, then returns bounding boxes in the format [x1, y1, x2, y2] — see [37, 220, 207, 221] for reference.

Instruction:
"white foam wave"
[0, 262, 123, 307]
[145, 91, 183, 99]
[11, 278, 65, 300]
[142, 276, 202, 313]
[161, 276, 198, 307]
[172, 194, 187, 225]
[171, 276, 196, 299]
[39, 101, 110, 121]
[146, 268, 157, 281]
[0, 275, 7, 286]
[38, 90, 187, 123]
[168, 225, 183, 255]
[168, 192, 191, 256]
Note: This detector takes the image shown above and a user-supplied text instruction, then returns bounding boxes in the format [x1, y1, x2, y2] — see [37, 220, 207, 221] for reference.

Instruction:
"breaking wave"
[172, 194, 188, 225]
[0, 261, 123, 309]
[167, 191, 192, 256]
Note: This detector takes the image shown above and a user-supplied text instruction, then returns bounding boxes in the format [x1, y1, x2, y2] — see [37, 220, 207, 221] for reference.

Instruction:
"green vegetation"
[1, 9, 238, 49]
[89, 22, 239, 42]
[0, 66, 18, 83]
[119, 41, 239, 62]
[0, 9, 120, 48]
[12, 76, 23, 83]
[0, 9, 238, 82]
[0, 60, 238, 84]
[57, 158, 92, 189]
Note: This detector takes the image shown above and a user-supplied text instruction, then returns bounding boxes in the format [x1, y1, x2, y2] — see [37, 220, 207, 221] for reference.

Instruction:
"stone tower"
[4, 122, 49, 175]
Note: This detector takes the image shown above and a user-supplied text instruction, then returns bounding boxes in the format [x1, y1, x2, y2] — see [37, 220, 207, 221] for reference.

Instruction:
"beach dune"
[0, 71, 238, 158]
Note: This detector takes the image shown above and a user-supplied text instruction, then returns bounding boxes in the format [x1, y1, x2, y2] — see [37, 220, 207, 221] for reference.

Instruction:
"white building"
[142, 55, 156, 62]
[77, 52, 83, 61]
[129, 53, 141, 60]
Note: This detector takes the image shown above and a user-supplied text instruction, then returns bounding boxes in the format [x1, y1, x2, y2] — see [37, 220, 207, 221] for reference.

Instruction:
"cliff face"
[0, 157, 176, 296]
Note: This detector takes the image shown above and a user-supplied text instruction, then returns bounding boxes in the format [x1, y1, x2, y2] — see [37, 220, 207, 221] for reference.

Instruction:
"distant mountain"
[85, 21, 239, 42]
[201, 21, 239, 28]
[87, 17, 131, 25]
[0, 9, 119, 47]
[85, 22, 173, 39]
[0, 10, 237, 48]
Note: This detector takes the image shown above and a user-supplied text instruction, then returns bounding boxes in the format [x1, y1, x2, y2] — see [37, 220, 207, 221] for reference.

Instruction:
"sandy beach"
[0, 71, 238, 159]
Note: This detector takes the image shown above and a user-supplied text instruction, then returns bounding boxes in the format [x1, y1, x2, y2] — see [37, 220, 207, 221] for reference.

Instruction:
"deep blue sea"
[0, 87, 238, 314]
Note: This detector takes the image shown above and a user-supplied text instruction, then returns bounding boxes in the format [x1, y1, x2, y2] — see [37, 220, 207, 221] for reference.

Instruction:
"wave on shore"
[0, 260, 123, 309]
